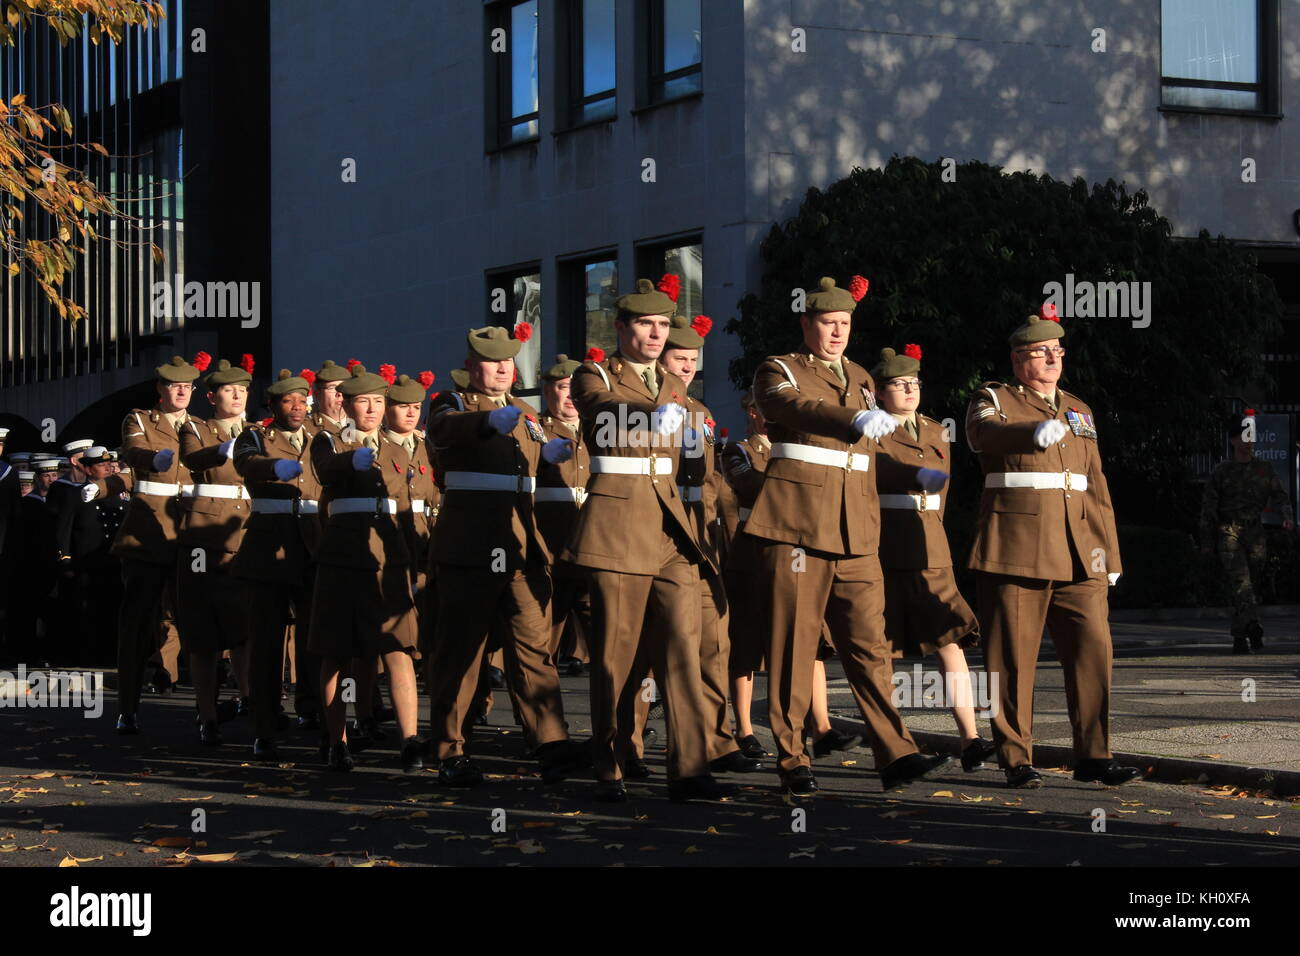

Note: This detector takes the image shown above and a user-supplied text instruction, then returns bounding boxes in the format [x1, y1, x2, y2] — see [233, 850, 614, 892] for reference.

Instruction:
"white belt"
[329, 497, 398, 515]
[879, 492, 941, 511]
[443, 471, 536, 493]
[184, 483, 249, 500]
[986, 471, 1088, 491]
[589, 456, 673, 476]
[411, 500, 430, 514]
[770, 442, 871, 472]
[535, 486, 587, 504]
[678, 485, 704, 503]
[135, 480, 181, 497]
[738, 506, 752, 521]
[251, 498, 319, 515]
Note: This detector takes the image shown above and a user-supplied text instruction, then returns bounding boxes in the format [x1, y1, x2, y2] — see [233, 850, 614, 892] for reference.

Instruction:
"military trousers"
[760, 542, 917, 775]
[977, 572, 1112, 769]
[243, 577, 318, 738]
[116, 558, 173, 715]
[428, 564, 567, 761]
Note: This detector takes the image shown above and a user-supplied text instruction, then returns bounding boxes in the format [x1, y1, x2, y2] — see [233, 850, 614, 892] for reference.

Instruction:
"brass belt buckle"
[1063, 469, 1072, 491]
[844, 451, 855, 472]
[648, 457, 660, 477]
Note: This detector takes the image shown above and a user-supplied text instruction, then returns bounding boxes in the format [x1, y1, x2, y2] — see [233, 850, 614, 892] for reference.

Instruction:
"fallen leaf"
[929, 790, 954, 798]
[684, 846, 702, 854]
[839, 760, 857, 767]
[877, 839, 912, 845]
[152, 837, 192, 848]
[1205, 814, 1235, 820]
[1147, 810, 1173, 816]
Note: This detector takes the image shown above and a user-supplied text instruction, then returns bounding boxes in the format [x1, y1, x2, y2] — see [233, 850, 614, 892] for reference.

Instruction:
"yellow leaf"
[1205, 814, 1235, 819]
[6, 7, 19, 28]
[152, 836, 192, 847]
[10, 93, 24, 106]
[58, 857, 79, 867]
[1147, 809, 1172, 815]
[684, 846, 702, 854]
[189, 852, 238, 863]
[929, 790, 954, 798]
[90, 142, 108, 156]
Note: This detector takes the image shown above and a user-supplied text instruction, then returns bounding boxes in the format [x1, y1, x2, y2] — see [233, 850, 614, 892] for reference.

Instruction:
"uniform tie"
[905, 418, 918, 440]
[287, 429, 303, 454]
[362, 433, 380, 453]
[643, 367, 658, 396]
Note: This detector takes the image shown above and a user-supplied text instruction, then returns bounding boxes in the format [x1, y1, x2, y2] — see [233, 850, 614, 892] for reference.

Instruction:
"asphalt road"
[2, 667, 1297, 869]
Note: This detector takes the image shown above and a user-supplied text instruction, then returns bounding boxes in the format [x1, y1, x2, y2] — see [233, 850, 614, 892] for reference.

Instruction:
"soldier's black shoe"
[327, 741, 353, 772]
[471, 710, 490, 726]
[198, 720, 224, 747]
[780, 766, 818, 796]
[961, 737, 997, 772]
[252, 738, 278, 762]
[592, 779, 628, 803]
[537, 739, 592, 784]
[1246, 621, 1264, 650]
[559, 657, 585, 677]
[737, 734, 769, 759]
[214, 698, 240, 724]
[1232, 636, 1252, 654]
[811, 727, 862, 758]
[1074, 759, 1142, 786]
[439, 756, 483, 788]
[486, 666, 506, 690]
[668, 774, 735, 802]
[115, 713, 140, 735]
[709, 750, 763, 773]
[624, 757, 653, 779]
[400, 736, 425, 775]
[1004, 765, 1044, 788]
[880, 753, 952, 790]
[318, 734, 331, 764]
[296, 713, 320, 731]
[236, 697, 252, 718]
[353, 716, 387, 743]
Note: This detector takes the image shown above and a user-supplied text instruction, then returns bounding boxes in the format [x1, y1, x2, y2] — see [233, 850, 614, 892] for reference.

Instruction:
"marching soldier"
[309, 364, 423, 773]
[0, 430, 16, 658]
[232, 369, 324, 759]
[965, 305, 1138, 788]
[310, 360, 352, 435]
[1199, 410, 1295, 653]
[535, 354, 592, 676]
[749, 276, 950, 795]
[646, 308, 759, 775]
[12, 459, 61, 665]
[107, 356, 202, 732]
[426, 328, 588, 788]
[871, 346, 992, 772]
[49, 446, 119, 663]
[177, 358, 255, 745]
[564, 278, 724, 803]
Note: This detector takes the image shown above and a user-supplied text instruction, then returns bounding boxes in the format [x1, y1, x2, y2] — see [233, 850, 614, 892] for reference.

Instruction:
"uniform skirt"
[883, 566, 979, 659]
[309, 562, 418, 659]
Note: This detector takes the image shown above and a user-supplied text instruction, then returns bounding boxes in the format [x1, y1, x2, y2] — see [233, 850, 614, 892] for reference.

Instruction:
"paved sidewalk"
[822, 611, 1300, 794]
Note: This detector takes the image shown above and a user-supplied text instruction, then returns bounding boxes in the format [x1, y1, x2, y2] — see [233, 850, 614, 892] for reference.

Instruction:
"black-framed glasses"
[1016, 346, 1066, 358]
[883, 379, 921, 391]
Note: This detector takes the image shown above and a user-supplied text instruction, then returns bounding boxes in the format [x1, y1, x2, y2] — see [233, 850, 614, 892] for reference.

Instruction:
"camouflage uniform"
[1199, 457, 1293, 640]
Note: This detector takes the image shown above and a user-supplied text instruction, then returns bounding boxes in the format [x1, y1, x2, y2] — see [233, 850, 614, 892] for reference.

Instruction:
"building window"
[1160, 0, 1277, 113]
[637, 238, 703, 397]
[563, 0, 616, 126]
[489, 0, 540, 148]
[561, 254, 619, 359]
[486, 267, 542, 395]
[641, 0, 701, 106]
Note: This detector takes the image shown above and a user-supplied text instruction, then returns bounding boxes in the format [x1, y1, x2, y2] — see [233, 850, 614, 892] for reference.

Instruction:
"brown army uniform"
[536, 412, 592, 665]
[308, 428, 419, 659]
[965, 381, 1122, 770]
[232, 420, 324, 738]
[749, 352, 922, 775]
[425, 388, 569, 761]
[875, 413, 978, 657]
[177, 418, 251, 655]
[111, 405, 196, 716]
[563, 353, 713, 783]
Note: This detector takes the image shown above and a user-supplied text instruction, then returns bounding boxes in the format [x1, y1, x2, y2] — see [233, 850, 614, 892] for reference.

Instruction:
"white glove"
[541, 437, 574, 464]
[488, 405, 522, 435]
[655, 403, 687, 436]
[151, 448, 173, 472]
[853, 408, 898, 440]
[917, 468, 948, 493]
[218, 438, 236, 460]
[1034, 419, 1068, 448]
[1107, 572, 1120, 586]
[81, 484, 99, 503]
[351, 447, 375, 471]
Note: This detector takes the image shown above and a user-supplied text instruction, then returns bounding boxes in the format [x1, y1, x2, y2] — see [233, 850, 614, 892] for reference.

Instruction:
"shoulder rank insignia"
[1066, 408, 1098, 439]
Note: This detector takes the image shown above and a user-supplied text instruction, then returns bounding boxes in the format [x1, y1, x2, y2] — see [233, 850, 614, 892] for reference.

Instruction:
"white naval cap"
[18, 470, 35, 481]
[64, 438, 94, 453]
